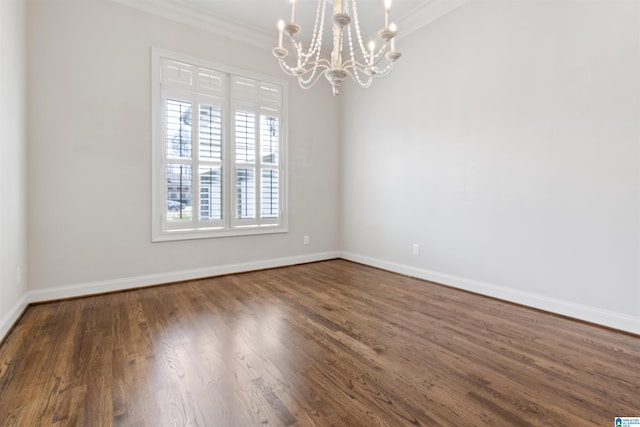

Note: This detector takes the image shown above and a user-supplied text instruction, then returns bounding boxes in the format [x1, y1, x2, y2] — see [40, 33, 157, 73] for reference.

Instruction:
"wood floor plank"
[0, 259, 639, 426]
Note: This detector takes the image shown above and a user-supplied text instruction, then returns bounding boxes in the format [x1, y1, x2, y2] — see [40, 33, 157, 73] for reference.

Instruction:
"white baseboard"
[27, 251, 340, 304]
[0, 293, 29, 344]
[340, 252, 640, 336]
[5, 250, 637, 342]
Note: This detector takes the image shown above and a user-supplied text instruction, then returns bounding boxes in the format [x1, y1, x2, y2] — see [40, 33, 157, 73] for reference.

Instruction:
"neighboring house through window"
[152, 48, 288, 241]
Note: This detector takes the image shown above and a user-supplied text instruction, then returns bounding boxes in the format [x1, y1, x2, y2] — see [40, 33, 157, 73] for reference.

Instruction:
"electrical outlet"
[304, 235, 310, 245]
[412, 243, 420, 256]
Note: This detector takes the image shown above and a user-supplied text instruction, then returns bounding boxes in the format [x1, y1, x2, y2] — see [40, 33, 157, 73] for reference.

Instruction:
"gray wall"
[0, 0, 27, 338]
[0, 0, 28, 339]
[26, 0, 341, 294]
[341, 0, 640, 333]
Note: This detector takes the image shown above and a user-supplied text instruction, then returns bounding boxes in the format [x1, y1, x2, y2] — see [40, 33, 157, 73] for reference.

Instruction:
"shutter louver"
[199, 166, 222, 221]
[166, 164, 192, 222]
[235, 111, 255, 163]
[236, 168, 256, 219]
[261, 169, 279, 218]
[199, 105, 222, 160]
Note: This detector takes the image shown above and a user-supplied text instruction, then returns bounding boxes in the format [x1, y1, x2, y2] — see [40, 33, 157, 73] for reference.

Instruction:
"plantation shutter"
[153, 49, 286, 240]
[231, 76, 282, 227]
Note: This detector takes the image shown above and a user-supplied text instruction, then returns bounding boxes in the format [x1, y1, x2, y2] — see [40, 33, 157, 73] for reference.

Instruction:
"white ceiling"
[173, 0, 426, 35]
[112, 0, 470, 49]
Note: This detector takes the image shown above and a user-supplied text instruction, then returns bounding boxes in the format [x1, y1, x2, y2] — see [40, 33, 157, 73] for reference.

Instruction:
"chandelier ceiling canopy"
[273, 0, 402, 96]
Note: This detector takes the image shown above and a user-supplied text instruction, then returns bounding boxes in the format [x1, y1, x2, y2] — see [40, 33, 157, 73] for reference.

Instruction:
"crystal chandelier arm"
[343, 47, 394, 68]
[344, 20, 373, 88]
[342, 59, 395, 89]
[273, 0, 400, 95]
[298, 32, 331, 86]
[275, 54, 330, 90]
[369, 62, 395, 78]
[277, 57, 302, 77]
[286, 0, 326, 72]
[277, 53, 331, 74]
[297, 67, 329, 89]
[342, 67, 373, 89]
[344, 37, 395, 69]
[370, 43, 390, 66]
[277, 53, 333, 89]
[298, 59, 330, 86]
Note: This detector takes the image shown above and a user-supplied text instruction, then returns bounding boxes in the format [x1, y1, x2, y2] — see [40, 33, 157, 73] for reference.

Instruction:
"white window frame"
[152, 48, 288, 242]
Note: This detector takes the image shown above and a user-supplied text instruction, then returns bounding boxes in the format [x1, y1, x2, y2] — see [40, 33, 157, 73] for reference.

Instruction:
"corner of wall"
[0, 0, 29, 345]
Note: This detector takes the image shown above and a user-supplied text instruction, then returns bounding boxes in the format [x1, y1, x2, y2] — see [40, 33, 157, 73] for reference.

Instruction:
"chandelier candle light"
[273, 0, 402, 96]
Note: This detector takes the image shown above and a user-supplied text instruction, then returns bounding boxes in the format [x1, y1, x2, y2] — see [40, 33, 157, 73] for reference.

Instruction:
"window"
[152, 49, 287, 241]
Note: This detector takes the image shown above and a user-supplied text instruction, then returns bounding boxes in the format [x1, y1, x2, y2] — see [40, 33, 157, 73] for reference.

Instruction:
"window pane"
[166, 164, 192, 222]
[261, 168, 279, 218]
[199, 166, 222, 220]
[235, 111, 255, 163]
[260, 115, 279, 164]
[166, 100, 192, 159]
[236, 168, 255, 219]
[199, 105, 222, 160]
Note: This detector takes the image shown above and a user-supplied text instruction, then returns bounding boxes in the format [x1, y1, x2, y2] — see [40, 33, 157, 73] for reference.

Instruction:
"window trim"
[151, 48, 288, 242]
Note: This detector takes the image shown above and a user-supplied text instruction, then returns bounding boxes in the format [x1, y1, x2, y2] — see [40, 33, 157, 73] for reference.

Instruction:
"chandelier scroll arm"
[273, 0, 402, 96]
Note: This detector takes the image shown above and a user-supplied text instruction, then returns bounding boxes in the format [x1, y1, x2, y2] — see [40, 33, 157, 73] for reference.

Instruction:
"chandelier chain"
[306, 0, 324, 58]
[297, 0, 327, 86]
[350, 0, 370, 63]
[346, 21, 372, 88]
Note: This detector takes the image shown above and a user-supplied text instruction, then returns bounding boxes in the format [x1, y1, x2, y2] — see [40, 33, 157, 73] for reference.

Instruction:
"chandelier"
[273, 0, 401, 96]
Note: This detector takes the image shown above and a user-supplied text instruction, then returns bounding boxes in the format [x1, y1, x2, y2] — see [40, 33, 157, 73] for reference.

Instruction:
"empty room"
[1, 0, 639, 425]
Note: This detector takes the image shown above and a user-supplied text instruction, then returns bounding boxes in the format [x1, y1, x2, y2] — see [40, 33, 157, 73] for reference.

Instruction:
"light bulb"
[384, 0, 391, 30]
[389, 23, 397, 51]
[277, 20, 284, 49]
[368, 41, 375, 65]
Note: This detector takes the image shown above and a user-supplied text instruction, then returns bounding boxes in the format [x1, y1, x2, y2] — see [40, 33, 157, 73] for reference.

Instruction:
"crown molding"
[110, 0, 275, 50]
[111, 0, 470, 50]
[397, 0, 472, 40]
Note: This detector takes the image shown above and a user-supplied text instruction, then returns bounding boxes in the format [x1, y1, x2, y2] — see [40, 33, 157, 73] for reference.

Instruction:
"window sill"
[152, 225, 288, 242]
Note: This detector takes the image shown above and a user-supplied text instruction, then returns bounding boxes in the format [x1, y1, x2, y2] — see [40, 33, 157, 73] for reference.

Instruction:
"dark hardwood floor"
[0, 259, 638, 426]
